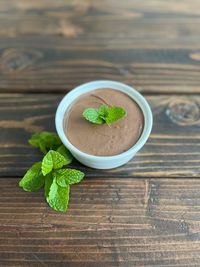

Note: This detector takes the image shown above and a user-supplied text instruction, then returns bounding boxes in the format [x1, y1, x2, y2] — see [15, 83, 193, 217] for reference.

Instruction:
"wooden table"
[1, 1, 200, 266]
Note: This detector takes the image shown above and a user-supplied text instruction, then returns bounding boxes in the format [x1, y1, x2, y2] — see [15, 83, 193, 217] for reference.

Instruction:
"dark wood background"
[1, 0, 200, 266]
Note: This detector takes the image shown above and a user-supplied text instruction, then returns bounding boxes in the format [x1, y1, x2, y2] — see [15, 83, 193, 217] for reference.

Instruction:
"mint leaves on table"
[83, 104, 126, 125]
[47, 177, 70, 212]
[19, 131, 84, 212]
[29, 131, 62, 154]
[56, 144, 73, 164]
[54, 169, 85, 187]
[42, 150, 68, 176]
[19, 162, 45, 192]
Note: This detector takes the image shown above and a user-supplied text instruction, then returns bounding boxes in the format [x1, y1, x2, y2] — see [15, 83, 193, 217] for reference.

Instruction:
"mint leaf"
[57, 145, 73, 165]
[19, 162, 44, 192]
[54, 169, 84, 187]
[83, 105, 126, 125]
[29, 131, 62, 154]
[42, 150, 67, 176]
[105, 106, 126, 124]
[44, 173, 53, 198]
[83, 108, 104, 125]
[98, 104, 109, 118]
[47, 178, 70, 212]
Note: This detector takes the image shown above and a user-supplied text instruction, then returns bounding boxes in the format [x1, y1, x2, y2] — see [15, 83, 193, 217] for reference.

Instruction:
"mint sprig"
[19, 131, 84, 212]
[83, 104, 126, 125]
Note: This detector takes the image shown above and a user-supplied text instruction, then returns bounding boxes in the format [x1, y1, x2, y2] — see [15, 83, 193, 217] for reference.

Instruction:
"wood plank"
[0, 0, 199, 48]
[1, 177, 200, 266]
[0, 1, 199, 93]
[0, 11, 200, 49]
[0, 93, 200, 178]
[0, 47, 200, 93]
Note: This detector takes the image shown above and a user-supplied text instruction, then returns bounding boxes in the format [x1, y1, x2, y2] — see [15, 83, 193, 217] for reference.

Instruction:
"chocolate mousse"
[64, 89, 144, 156]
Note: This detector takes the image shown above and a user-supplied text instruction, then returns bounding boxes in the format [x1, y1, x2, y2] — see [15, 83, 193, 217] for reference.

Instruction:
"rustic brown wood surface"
[0, 0, 200, 93]
[1, 178, 200, 267]
[0, 0, 200, 266]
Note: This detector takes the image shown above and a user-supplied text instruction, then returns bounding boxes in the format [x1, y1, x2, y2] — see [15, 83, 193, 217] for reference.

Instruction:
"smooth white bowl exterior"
[55, 80, 153, 169]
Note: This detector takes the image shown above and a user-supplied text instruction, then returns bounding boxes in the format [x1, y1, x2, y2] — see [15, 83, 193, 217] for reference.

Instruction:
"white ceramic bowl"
[55, 80, 153, 169]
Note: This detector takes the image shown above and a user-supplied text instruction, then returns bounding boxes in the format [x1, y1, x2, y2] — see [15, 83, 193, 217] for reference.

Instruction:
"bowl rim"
[55, 80, 153, 161]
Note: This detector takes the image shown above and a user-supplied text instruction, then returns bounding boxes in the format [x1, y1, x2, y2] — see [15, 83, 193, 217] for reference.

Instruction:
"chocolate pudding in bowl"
[64, 89, 144, 156]
[55, 80, 153, 169]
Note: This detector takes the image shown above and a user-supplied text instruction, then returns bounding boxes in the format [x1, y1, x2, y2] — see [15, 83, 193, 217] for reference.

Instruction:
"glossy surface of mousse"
[64, 89, 144, 156]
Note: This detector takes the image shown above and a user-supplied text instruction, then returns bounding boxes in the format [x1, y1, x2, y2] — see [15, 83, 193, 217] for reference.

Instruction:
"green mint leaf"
[44, 173, 53, 198]
[19, 162, 44, 192]
[29, 131, 62, 154]
[57, 145, 73, 165]
[98, 104, 109, 118]
[54, 169, 84, 187]
[105, 106, 126, 124]
[42, 150, 67, 176]
[82, 108, 104, 125]
[47, 177, 70, 212]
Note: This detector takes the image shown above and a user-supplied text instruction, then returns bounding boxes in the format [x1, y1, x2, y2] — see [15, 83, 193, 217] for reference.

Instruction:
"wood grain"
[1, 177, 200, 266]
[1, 49, 200, 94]
[0, 93, 200, 178]
[1, 1, 200, 266]
[0, 0, 199, 93]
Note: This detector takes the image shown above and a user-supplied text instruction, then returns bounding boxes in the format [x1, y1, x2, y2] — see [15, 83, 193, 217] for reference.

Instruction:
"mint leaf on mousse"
[105, 106, 126, 124]
[83, 104, 126, 125]
[83, 108, 104, 124]
[98, 104, 109, 118]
